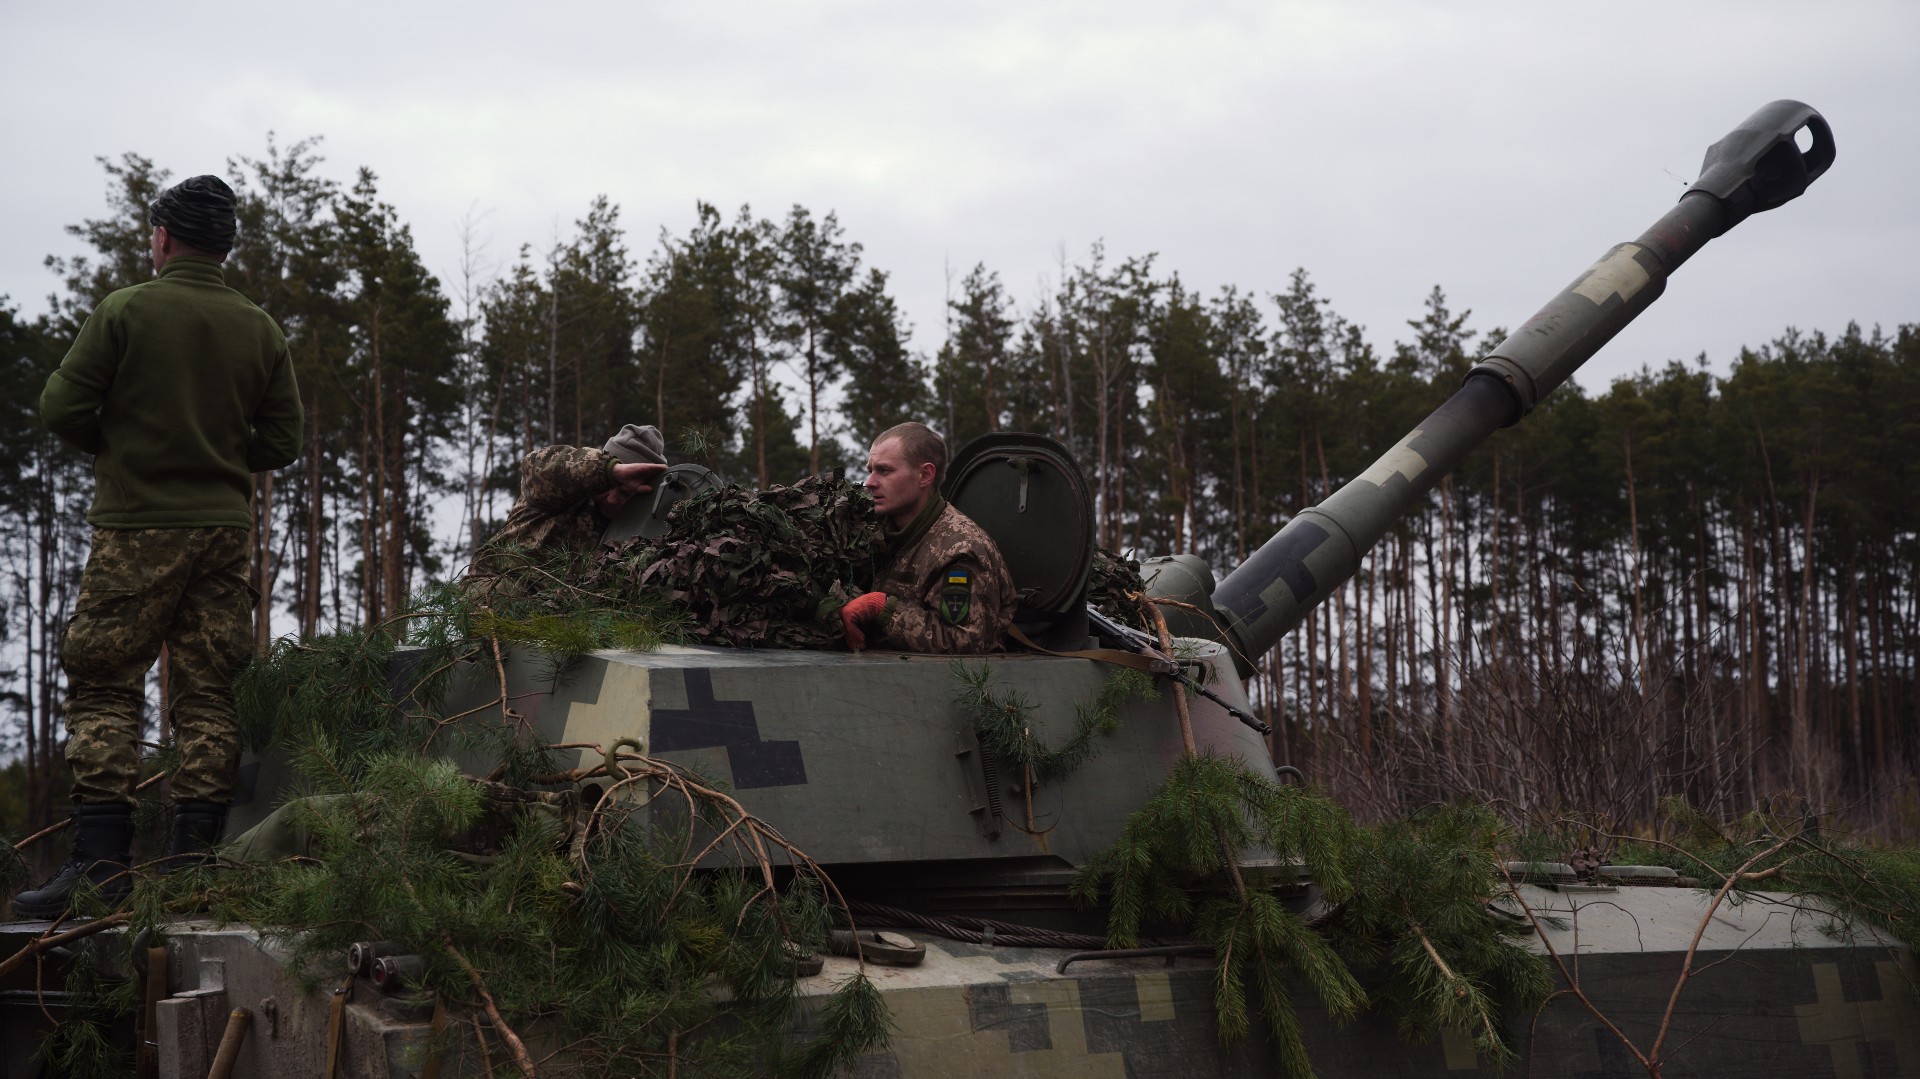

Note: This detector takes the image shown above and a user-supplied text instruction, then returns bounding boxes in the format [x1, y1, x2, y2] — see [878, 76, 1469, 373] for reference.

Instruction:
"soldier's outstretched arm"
[519, 445, 617, 511]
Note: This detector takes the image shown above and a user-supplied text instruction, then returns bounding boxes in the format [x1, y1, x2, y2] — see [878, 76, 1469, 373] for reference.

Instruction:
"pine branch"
[443, 929, 538, 1078]
[0, 912, 132, 982]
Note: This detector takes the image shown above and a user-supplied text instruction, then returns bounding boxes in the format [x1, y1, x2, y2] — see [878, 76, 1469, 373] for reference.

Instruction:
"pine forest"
[3, 139, 1917, 844]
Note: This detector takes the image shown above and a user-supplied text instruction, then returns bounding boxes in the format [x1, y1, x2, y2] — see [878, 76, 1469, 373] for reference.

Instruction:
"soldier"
[470, 423, 670, 574]
[15, 175, 304, 919]
[841, 423, 1016, 653]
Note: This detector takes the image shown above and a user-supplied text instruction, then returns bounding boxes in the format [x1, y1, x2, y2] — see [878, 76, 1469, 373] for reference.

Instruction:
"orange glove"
[839, 592, 890, 651]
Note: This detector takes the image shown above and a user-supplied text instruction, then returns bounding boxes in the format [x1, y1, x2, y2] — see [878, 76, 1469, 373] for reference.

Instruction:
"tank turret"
[1146, 100, 1834, 678]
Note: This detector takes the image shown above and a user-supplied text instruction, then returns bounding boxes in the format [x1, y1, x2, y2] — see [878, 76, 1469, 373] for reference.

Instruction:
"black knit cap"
[148, 175, 238, 256]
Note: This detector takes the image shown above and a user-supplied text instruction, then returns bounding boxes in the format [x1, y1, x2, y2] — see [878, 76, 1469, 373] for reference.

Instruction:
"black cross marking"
[650, 668, 808, 789]
[1235, 520, 1325, 625]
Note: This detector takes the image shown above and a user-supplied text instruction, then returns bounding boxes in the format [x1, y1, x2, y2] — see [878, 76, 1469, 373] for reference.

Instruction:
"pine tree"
[637, 203, 746, 467]
[548, 197, 641, 447]
[932, 263, 1015, 445]
[0, 301, 85, 834]
[830, 267, 925, 452]
[332, 169, 462, 626]
[226, 135, 346, 642]
[773, 207, 861, 474]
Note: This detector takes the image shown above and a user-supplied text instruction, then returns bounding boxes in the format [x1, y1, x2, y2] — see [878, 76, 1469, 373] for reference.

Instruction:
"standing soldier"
[841, 422, 1016, 653]
[13, 175, 304, 918]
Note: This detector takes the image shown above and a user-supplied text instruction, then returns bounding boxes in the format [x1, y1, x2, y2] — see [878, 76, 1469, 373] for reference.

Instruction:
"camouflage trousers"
[63, 527, 256, 805]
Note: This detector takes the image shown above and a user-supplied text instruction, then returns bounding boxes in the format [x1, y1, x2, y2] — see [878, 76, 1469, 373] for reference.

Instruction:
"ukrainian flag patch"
[939, 565, 972, 625]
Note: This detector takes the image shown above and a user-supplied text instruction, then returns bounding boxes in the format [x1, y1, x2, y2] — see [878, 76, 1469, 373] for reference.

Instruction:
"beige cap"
[603, 423, 667, 465]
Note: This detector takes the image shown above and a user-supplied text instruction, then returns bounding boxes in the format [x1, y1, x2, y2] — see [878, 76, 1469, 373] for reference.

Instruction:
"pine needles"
[28, 935, 135, 1079]
[952, 663, 1155, 782]
[1072, 753, 1552, 1075]
[152, 742, 894, 1077]
[1600, 797, 1920, 954]
[1070, 754, 1365, 1073]
[1325, 803, 1552, 1063]
[167, 546, 892, 1076]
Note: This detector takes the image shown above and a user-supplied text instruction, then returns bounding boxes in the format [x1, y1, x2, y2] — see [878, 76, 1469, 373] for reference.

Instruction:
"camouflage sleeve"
[879, 557, 1012, 654]
[519, 445, 614, 511]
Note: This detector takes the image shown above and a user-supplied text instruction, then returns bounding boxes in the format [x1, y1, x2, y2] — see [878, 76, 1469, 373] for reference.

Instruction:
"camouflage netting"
[487, 474, 1143, 649]
[1089, 547, 1152, 630]
[580, 475, 888, 648]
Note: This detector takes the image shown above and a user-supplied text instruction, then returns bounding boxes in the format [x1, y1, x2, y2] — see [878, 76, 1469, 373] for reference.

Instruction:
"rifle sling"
[1007, 625, 1174, 674]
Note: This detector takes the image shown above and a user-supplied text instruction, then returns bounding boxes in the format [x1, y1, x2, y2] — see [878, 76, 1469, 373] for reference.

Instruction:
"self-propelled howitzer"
[80, 102, 1870, 1079]
[226, 101, 1834, 925]
[1145, 99, 1834, 678]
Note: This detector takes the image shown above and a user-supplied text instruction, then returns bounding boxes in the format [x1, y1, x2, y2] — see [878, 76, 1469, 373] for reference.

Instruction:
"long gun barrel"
[1202, 100, 1834, 678]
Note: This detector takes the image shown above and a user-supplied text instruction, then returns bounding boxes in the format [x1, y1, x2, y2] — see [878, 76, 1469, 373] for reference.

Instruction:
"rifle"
[1084, 605, 1273, 737]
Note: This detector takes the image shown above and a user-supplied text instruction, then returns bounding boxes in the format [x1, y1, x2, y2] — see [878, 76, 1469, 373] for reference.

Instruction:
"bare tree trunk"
[806, 328, 820, 475]
[1743, 511, 1767, 794]
[475, 365, 506, 561]
[1299, 444, 1319, 739]
[752, 345, 769, 487]
[547, 255, 560, 445]
[302, 407, 323, 636]
[369, 308, 393, 627]
[1795, 467, 1820, 796]
[654, 330, 669, 446]
[1489, 451, 1502, 668]
[1230, 378, 1246, 560]
[359, 405, 378, 628]
[1624, 433, 1649, 699]
[1093, 335, 1113, 547]
[251, 472, 275, 650]
[1359, 551, 1375, 770]
[1869, 556, 1887, 776]
[1115, 365, 1130, 551]
[1845, 552, 1862, 783]
[1422, 507, 1446, 756]
[1438, 476, 1455, 729]
[1384, 531, 1400, 732]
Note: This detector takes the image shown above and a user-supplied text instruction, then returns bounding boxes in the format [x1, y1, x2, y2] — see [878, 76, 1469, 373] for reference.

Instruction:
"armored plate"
[24, 880, 1902, 1079]
[233, 642, 1270, 908]
[788, 885, 1912, 1078]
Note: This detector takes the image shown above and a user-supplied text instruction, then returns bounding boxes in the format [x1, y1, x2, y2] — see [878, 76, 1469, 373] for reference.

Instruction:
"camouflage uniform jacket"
[474, 445, 617, 571]
[874, 498, 1016, 653]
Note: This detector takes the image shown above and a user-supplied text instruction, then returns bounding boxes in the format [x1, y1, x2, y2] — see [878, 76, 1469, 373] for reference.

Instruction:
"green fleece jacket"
[41, 256, 304, 528]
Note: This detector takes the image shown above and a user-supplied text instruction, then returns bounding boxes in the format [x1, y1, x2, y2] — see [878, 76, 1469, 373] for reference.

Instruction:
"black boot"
[11, 803, 135, 920]
[161, 801, 229, 873]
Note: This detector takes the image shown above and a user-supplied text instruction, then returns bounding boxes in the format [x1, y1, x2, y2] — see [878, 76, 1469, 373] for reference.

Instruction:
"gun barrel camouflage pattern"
[1205, 100, 1835, 677]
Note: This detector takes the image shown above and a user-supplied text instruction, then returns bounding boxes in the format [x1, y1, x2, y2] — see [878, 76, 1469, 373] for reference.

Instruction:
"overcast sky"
[4, 1, 1914, 398]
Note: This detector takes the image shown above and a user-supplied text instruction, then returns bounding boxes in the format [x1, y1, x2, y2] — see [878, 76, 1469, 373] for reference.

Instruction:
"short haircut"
[873, 422, 948, 487]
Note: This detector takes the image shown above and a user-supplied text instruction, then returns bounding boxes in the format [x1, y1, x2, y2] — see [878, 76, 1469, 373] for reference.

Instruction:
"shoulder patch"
[939, 564, 972, 626]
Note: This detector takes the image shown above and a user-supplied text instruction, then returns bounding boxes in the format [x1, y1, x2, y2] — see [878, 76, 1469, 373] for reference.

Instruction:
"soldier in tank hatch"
[469, 423, 670, 575]
[841, 422, 1016, 653]
[15, 175, 305, 920]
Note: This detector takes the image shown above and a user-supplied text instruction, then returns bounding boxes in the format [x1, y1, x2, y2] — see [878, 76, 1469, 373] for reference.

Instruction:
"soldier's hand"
[839, 592, 889, 651]
[611, 461, 668, 494]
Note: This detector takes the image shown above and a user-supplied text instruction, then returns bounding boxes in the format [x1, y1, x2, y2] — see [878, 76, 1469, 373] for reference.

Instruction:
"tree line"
[1, 137, 1914, 836]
